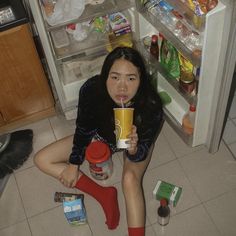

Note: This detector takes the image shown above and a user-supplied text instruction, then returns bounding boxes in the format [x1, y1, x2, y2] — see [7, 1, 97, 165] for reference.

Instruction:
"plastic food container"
[51, 28, 69, 48]
[85, 141, 113, 180]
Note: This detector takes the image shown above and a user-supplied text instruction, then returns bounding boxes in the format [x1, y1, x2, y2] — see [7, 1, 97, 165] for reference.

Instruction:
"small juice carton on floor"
[54, 192, 87, 226]
[153, 180, 182, 207]
[63, 197, 87, 226]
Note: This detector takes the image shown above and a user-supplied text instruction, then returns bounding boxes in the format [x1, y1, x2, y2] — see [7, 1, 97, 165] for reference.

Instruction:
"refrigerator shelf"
[50, 31, 134, 61]
[56, 63, 87, 108]
[40, 0, 136, 31]
[49, 28, 109, 60]
[48, 8, 136, 61]
[59, 53, 107, 86]
[136, 2, 201, 67]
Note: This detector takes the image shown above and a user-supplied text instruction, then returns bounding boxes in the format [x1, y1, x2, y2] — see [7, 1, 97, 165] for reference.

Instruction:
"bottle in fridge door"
[182, 104, 196, 135]
[178, 52, 196, 96]
[150, 34, 159, 60]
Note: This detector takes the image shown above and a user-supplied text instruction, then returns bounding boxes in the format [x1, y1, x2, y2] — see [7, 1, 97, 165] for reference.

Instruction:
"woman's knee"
[34, 149, 48, 170]
[122, 169, 141, 194]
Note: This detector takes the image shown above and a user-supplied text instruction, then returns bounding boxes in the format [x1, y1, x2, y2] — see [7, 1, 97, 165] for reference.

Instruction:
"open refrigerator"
[29, 0, 236, 153]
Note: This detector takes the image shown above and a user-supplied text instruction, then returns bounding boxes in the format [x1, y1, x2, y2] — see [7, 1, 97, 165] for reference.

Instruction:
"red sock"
[75, 174, 120, 229]
[128, 227, 145, 236]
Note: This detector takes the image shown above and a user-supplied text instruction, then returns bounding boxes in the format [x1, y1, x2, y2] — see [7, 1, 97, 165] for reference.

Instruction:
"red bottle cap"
[85, 141, 111, 164]
[151, 35, 158, 42]
[190, 104, 196, 112]
[160, 198, 168, 206]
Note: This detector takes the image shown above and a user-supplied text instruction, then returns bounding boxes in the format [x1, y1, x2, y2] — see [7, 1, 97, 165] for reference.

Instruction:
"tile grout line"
[13, 173, 33, 236]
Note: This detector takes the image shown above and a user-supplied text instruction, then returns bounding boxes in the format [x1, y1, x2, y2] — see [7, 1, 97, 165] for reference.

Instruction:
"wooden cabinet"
[0, 23, 55, 132]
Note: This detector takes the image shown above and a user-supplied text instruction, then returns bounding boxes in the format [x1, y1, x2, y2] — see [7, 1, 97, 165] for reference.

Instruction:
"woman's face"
[106, 58, 140, 106]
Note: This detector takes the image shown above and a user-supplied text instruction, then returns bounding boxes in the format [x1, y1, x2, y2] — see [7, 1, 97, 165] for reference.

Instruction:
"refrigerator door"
[193, 0, 232, 147]
[207, 0, 236, 153]
[136, 0, 236, 152]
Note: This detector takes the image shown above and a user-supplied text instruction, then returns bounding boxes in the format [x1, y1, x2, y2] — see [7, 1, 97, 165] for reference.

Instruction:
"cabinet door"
[0, 24, 54, 124]
[0, 111, 6, 126]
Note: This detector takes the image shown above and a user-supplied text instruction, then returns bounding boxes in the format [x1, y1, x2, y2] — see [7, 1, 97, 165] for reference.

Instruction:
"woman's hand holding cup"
[126, 125, 138, 155]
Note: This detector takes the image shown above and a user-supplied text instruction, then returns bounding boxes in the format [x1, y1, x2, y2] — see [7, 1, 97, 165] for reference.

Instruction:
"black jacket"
[69, 75, 163, 165]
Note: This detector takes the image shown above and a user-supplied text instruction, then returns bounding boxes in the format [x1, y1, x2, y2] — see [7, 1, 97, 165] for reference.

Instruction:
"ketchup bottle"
[182, 104, 196, 135]
[150, 34, 159, 61]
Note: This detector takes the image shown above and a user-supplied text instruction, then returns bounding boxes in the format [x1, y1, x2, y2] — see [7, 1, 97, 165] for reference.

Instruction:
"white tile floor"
[223, 91, 236, 159]
[1, 113, 236, 236]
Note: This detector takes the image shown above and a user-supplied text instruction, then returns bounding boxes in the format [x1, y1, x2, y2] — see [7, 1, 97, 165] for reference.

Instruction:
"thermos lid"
[85, 141, 111, 164]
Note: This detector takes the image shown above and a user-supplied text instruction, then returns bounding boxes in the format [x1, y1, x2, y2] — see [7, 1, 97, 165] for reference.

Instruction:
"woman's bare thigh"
[122, 144, 154, 179]
[35, 135, 74, 167]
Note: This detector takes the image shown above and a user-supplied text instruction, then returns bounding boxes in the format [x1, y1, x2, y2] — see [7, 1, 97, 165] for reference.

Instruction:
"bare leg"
[34, 135, 120, 229]
[34, 135, 74, 179]
[122, 144, 154, 229]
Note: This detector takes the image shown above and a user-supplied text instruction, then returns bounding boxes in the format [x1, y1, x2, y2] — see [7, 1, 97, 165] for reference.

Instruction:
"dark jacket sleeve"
[125, 105, 163, 162]
[69, 79, 97, 165]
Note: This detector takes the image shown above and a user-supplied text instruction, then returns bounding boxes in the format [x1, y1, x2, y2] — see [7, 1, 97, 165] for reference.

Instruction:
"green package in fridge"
[153, 180, 182, 207]
[160, 38, 180, 79]
[158, 91, 172, 105]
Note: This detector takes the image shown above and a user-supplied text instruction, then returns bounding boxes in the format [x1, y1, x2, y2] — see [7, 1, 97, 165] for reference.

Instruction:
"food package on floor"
[153, 180, 182, 207]
[63, 195, 87, 226]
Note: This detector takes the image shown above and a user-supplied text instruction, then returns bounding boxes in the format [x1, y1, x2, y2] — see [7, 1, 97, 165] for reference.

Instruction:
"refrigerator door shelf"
[158, 78, 194, 146]
[136, 1, 202, 67]
[158, 74, 190, 122]
[164, 107, 193, 146]
[136, 39, 195, 146]
[136, 40, 197, 105]
[156, 61, 197, 105]
[158, 87, 187, 126]
[164, 0, 206, 33]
